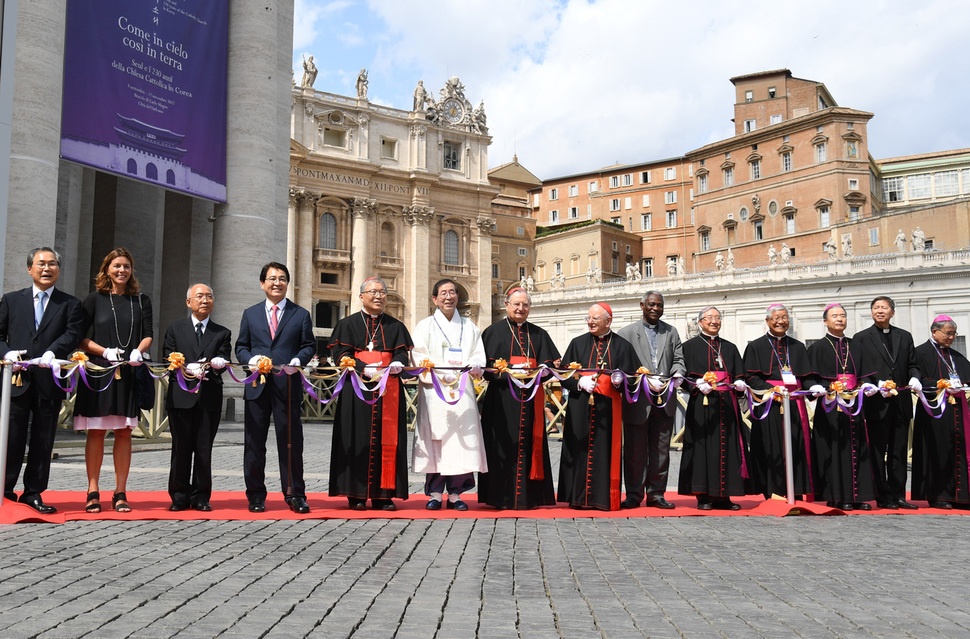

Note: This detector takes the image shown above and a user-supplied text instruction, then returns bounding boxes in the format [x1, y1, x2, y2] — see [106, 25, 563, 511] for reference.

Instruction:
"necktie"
[35, 290, 47, 329]
[270, 305, 279, 339]
[196, 322, 204, 345]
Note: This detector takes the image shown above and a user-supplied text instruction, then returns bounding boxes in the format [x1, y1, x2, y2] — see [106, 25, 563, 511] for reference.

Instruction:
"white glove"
[209, 357, 227, 369]
[102, 348, 122, 362]
[469, 365, 483, 379]
[441, 372, 458, 384]
[288, 357, 301, 367]
[387, 362, 404, 375]
[248, 355, 263, 367]
[879, 387, 892, 398]
[697, 380, 713, 395]
[861, 383, 878, 397]
[809, 384, 826, 398]
[3, 349, 25, 362]
[511, 362, 528, 369]
[363, 365, 378, 378]
[39, 351, 56, 368]
[128, 349, 143, 366]
[578, 375, 596, 393]
[908, 377, 923, 392]
[611, 371, 624, 386]
[185, 362, 203, 378]
[671, 372, 684, 388]
[732, 379, 747, 392]
[647, 376, 664, 392]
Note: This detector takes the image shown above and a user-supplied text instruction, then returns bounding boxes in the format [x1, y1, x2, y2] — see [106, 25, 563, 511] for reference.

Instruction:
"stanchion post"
[0, 362, 13, 509]
[782, 390, 795, 505]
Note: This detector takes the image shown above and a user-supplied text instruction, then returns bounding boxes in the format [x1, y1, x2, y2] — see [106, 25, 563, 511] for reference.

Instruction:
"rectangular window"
[849, 206, 860, 221]
[664, 167, 676, 180]
[623, 197, 632, 210]
[622, 174, 633, 187]
[815, 143, 827, 163]
[698, 174, 708, 193]
[568, 185, 579, 197]
[443, 141, 461, 170]
[883, 176, 905, 202]
[723, 167, 734, 186]
[517, 247, 528, 257]
[323, 128, 347, 147]
[491, 263, 499, 278]
[963, 169, 970, 193]
[643, 258, 653, 278]
[609, 198, 621, 212]
[611, 241, 618, 251]
[688, 164, 693, 177]
[848, 178, 859, 190]
[549, 188, 558, 201]
[549, 210, 559, 223]
[908, 173, 932, 199]
[666, 210, 677, 228]
[554, 262, 562, 275]
[380, 138, 397, 159]
[610, 176, 620, 188]
[869, 228, 879, 245]
[689, 188, 694, 201]
[754, 220, 763, 240]
[532, 193, 540, 206]
[750, 160, 761, 180]
[770, 114, 782, 125]
[744, 119, 756, 133]
[586, 204, 592, 218]
[588, 181, 599, 193]
[819, 206, 830, 227]
[935, 170, 960, 196]
[640, 170, 651, 184]
[568, 206, 578, 219]
[745, 90, 753, 102]
[785, 214, 795, 234]
[519, 266, 526, 279]
[664, 191, 677, 204]
[516, 226, 525, 236]
[641, 213, 652, 231]
[701, 232, 710, 251]
[626, 244, 631, 254]
[640, 195, 649, 208]
[611, 256, 618, 273]
[610, 216, 621, 225]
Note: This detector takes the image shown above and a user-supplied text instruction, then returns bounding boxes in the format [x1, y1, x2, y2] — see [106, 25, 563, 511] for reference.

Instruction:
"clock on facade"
[442, 98, 464, 123]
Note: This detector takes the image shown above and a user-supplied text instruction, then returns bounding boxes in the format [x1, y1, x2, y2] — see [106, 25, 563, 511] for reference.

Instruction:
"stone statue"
[584, 264, 600, 285]
[781, 243, 791, 265]
[842, 234, 853, 258]
[525, 274, 535, 292]
[678, 256, 686, 276]
[549, 274, 560, 291]
[557, 272, 567, 289]
[472, 100, 488, 134]
[894, 229, 907, 253]
[824, 239, 837, 261]
[413, 81, 427, 111]
[752, 194, 761, 214]
[666, 258, 677, 277]
[625, 261, 640, 282]
[726, 248, 735, 271]
[686, 317, 700, 339]
[519, 275, 527, 290]
[301, 55, 317, 88]
[912, 227, 926, 252]
[356, 68, 369, 99]
[714, 251, 725, 272]
[768, 244, 777, 266]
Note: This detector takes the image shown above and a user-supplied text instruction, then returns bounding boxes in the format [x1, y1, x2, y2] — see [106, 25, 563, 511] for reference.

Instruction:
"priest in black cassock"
[678, 306, 752, 510]
[912, 315, 970, 509]
[479, 288, 560, 509]
[328, 277, 413, 511]
[807, 303, 878, 511]
[557, 303, 639, 511]
[743, 304, 815, 501]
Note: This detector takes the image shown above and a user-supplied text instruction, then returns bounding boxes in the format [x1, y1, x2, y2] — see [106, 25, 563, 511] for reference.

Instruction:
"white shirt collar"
[265, 298, 287, 313]
[192, 315, 210, 329]
[32, 284, 53, 299]
[434, 308, 461, 325]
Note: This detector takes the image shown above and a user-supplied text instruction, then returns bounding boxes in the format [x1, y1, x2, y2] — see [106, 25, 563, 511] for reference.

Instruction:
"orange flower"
[167, 352, 185, 371]
[703, 371, 718, 385]
[567, 362, 582, 370]
[637, 366, 650, 375]
[419, 359, 435, 369]
[494, 358, 508, 373]
[339, 356, 356, 368]
[70, 351, 89, 362]
[938, 379, 952, 390]
[829, 380, 845, 393]
[256, 356, 274, 374]
[883, 380, 897, 391]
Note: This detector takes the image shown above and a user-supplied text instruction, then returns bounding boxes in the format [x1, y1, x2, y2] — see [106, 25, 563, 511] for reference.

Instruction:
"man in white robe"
[411, 279, 487, 511]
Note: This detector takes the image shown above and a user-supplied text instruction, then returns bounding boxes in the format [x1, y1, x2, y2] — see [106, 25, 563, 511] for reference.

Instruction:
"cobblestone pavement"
[1, 421, 969, 638]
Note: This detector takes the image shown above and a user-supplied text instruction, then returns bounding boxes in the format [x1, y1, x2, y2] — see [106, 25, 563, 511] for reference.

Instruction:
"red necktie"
[270, 305, 279, 339]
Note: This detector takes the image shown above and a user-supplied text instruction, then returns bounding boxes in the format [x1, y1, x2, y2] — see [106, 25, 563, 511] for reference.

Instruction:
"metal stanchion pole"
[783, 390, 795, 505]
[0, 363, 13, 509]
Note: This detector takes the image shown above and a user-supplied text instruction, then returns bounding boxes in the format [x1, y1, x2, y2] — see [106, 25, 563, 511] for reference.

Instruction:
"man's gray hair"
[360, 277, 388, 294]
[506, 288, 532, 304]
[697, 306, 720, 322]
[765, 303, 788, 319]
[27, 247, 60, 268]
[641, 290, 664, 303]
[186, 283, 214, 299]
[931, 318, 957, 332]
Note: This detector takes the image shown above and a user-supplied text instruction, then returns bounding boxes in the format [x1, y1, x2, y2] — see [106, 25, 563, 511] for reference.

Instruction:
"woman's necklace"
[109, 293, 135, 349]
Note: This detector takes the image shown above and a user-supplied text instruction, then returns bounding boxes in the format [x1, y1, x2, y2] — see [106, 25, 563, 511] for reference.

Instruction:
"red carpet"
[0, 492, 964, 524]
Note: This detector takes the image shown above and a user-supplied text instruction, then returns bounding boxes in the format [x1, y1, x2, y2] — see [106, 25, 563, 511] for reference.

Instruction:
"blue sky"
[293, 0, 970, 179]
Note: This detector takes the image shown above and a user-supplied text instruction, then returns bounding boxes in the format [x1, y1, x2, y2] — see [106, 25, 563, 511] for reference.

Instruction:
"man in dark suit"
[235, 262, 315, 514]
[162, 283, 232, 512]
[854, 295, 922, 509]
[616, 290, 685, 509]
[0, 247, 84, 513]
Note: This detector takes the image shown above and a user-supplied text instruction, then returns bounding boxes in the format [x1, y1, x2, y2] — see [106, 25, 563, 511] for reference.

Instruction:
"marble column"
[403, 205, 434, 329]
[294, 190, 319, 311]
[286, 187, 300, 299]
[475, 217, 495, 332]
[3, 0, 67, 291]
[349, 197, 376, 314]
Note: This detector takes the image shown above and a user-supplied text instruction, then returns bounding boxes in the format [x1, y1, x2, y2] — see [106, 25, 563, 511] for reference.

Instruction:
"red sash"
[769, 379, 813, 501]
[836, 374, 858, 389]
[511, 355, 544, 480]
[357, 350, 397, 490]
[593, 373, 623, 510]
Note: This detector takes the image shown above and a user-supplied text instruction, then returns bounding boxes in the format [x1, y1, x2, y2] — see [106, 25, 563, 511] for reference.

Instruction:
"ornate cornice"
[403, 205, 434, 226]
[476, 217, 496, 236]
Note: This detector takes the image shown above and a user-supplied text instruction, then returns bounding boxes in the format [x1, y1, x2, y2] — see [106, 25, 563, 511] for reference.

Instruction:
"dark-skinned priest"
[557, 303, 639, 511]
[328, 277, 413, 511]
[678, 306, 752, 510]
[478, 288, 560, 509]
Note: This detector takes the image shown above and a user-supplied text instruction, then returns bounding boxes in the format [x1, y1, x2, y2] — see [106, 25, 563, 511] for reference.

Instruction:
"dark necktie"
[196, 322, 203, 345]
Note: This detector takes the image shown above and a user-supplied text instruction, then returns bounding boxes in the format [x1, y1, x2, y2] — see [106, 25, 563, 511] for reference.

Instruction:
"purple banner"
[60, 0, 228, 202]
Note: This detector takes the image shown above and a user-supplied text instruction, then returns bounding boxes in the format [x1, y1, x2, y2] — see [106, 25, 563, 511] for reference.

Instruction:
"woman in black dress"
[74, 248, 153, 513]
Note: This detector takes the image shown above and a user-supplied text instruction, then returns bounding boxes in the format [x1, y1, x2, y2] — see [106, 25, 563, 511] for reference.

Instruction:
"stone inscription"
[291, 166, 429, 196]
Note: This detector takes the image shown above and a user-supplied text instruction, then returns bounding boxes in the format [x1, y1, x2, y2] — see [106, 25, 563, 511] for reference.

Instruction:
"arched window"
[126, 159, 137, 175]
[166, 169, 176, 185]
[146, 163, 158, 180]
[444, 230, 459, 265]
[319, 213, 336, 249]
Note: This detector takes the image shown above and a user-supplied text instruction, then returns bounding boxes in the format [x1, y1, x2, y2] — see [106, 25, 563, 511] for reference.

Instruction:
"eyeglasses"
[934, 329, 958, 338]
[363, 289, 387, 297]
[33, 261, 59, 269]
[192, 293, 214, 301]
[265, 276, 288, 284]
[585, 316, 607, 322]
[701, 315, 722, 322]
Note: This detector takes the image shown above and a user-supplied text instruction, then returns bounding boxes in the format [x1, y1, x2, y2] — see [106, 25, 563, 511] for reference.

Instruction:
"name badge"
[447, 347, 463, 367]
[950, 374, 963, 388]
[781, 371, 797, 385]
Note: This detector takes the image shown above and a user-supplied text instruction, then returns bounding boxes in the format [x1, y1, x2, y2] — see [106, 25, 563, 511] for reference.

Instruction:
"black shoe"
[876, 500, 898, 510]
[620, 498, 641, 509]
[285, 496, 310, 514]
[838, 502, 853, 511]
[929, 500, 953, 509]
[646, 497, 675, 509]
[248, 500, 266, 513]
[447, 499, 469, 511]
[19, 495, 56, 514]
[347, 498, 367, 510]
[853, 502, 873, 511]
[712, 500, 741, 511]
[426, 499, 442, 510]
[696, 501, 713, 510]
[169, 502, 189, 512]
[372, 499, 397, 511]
[895, 499, 919, 510]
[4, 491, 17, 502]
[192, 502, 213, 512]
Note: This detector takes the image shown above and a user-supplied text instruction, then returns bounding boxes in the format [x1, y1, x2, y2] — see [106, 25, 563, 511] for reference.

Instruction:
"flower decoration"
[703, 371, 718, 385]
[567, 362, 582, 370]
[70, 351, 89, 363]
[937, 379, 952, 390]
[167, 352, 185, 371]
[339, 356, 356, 368]
[493, 358, 508, 373]
[256, 356, 274, 374]
[419, 359, 435, 369]
[829, 380, 846, 393]
[637, 366, 650, 375]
